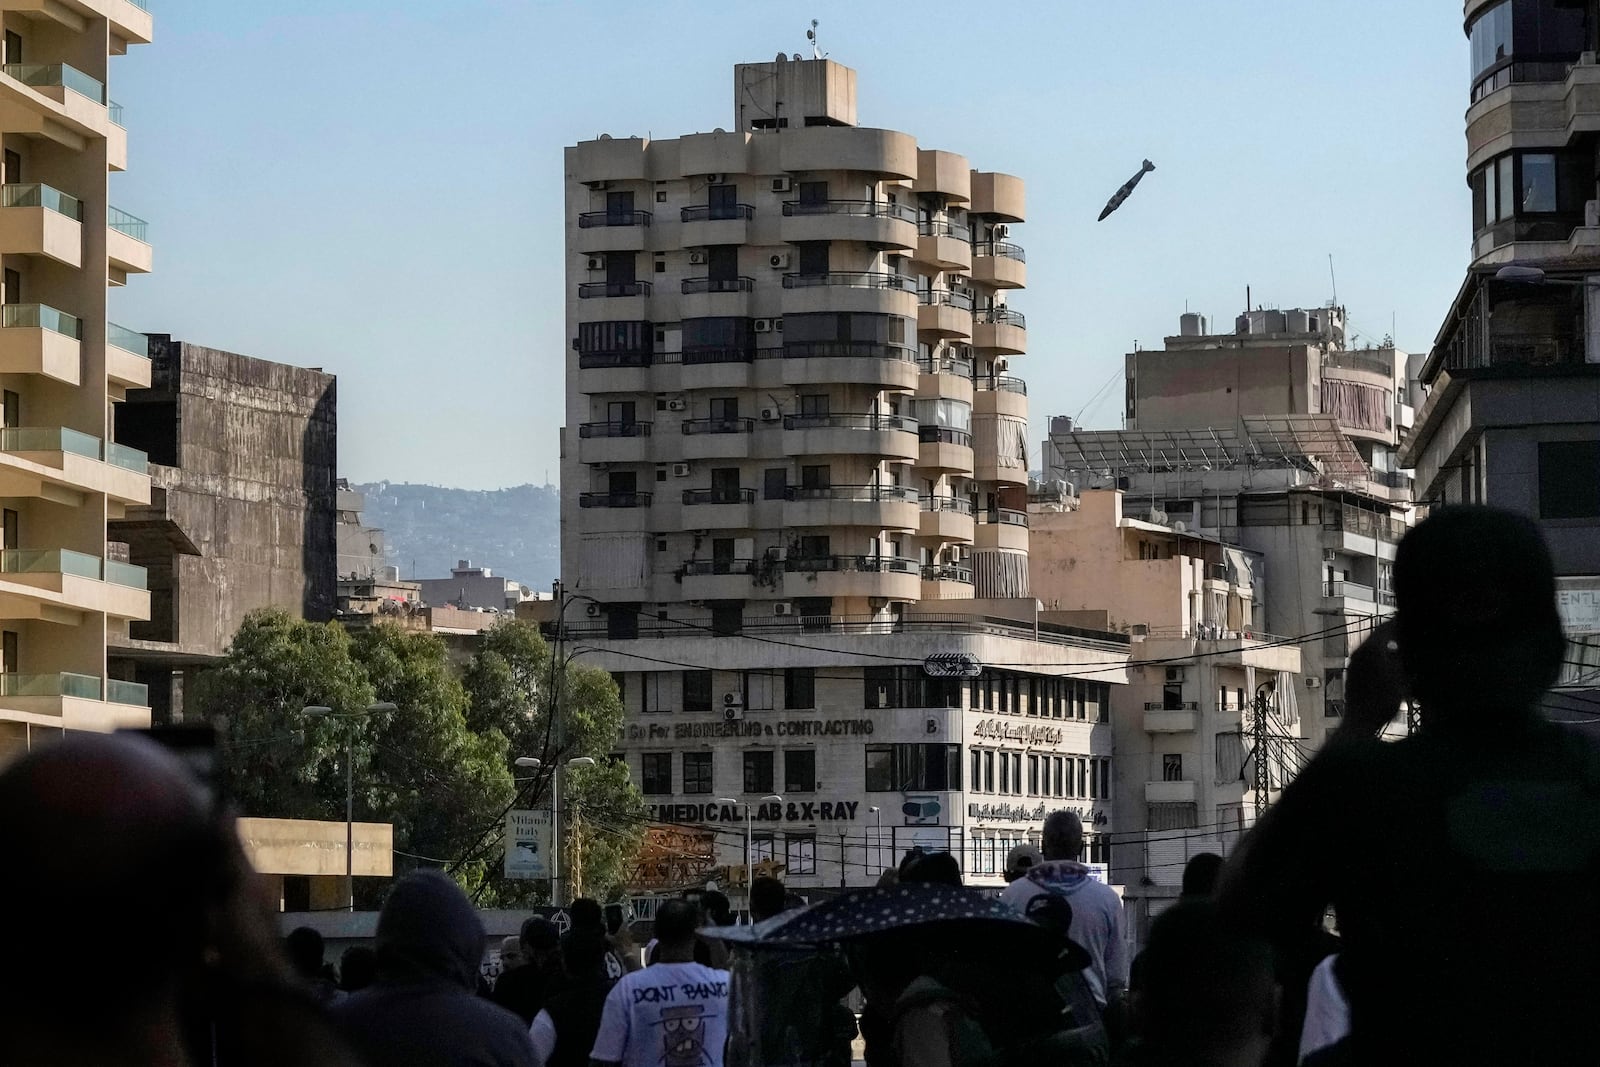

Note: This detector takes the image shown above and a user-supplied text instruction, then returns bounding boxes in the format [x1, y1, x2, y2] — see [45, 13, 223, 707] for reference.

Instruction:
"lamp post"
[868, 805, 882, 874]
[302, 701, 397, 911]
[717, 793, 781, 919]
[515, 755, 596, 905]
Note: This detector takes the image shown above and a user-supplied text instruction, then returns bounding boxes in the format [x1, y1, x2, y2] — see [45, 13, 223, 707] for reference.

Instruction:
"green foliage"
[568, 759, 647, 901]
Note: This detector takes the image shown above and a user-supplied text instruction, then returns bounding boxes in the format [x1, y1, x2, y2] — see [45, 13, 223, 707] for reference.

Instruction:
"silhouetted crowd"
[3, 506, 1598, 1066]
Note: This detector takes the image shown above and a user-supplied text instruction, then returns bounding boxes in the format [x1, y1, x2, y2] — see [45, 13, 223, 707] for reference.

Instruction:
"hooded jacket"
[330, 871, 536, 1067]
[999, 859, 1127, 1008]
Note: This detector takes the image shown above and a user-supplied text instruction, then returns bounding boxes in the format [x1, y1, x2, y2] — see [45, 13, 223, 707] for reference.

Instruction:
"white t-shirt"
[1298, 954, 1351, 1063]
[590, 960, 730, 1067]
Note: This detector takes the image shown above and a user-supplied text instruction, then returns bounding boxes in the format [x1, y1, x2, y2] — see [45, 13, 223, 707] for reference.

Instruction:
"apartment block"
[1409, 2, 1600, 678]
[560, 56, 1129, 892]
[0, 1, 155, 758]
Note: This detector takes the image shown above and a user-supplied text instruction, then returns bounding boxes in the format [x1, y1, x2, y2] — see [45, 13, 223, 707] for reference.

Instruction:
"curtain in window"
[577, 534, 648, 590]
[1321, 378, 1390, 432]
[973, 549, 1028, 598]
[1215, 731, 1246, 786]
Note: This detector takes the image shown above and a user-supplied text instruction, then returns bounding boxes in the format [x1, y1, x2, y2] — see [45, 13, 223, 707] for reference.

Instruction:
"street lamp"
[1495, 264, 1600, 288]
[868, 805, 882, 874]
[515, 755, 597, 905]
[717, 793, 782, 920]
[302, 701, 397, 911]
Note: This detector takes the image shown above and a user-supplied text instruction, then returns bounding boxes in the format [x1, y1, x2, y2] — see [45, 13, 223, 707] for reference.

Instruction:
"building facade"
[108, 337, 337, 722]
[337, 479, 386, 581]
[560, 56, 1128, 892]
[1409, 1, 1600, 678]
[0, 2, 156, 758]
[414, 559, 538, 613]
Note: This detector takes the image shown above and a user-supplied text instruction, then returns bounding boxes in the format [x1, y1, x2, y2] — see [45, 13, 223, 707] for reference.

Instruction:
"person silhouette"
[1218, 505, 1600, 1066]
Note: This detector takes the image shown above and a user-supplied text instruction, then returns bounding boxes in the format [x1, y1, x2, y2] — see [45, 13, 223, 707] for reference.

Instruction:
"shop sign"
[901, 794, 942, 825]
[504, 809, 553, 879]
[626, 719, 874, 742]
[648, 799, 861, 824]
[967, 801, 1109, 827]
[972, 719, 1065, 746]
[924, 652, 983, 678]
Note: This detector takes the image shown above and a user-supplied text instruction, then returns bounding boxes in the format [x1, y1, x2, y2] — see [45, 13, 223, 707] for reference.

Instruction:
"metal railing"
[919, 288, 975, 311]
[578, 281, 651, 298]
[917, 218, 973, 241]
[577, 421, 651, 439]
[1, 303, 81, 339]
[1144, 701, 1201, 711]
[782, 341, 915, 362]
[0, 671, 101, 700]
[1323, 509, 1408, 543]
[781, 199, 918, 223]
[921, 563, 973, 583]
[974, 374, 1027, 395]
[781, 271, 918, 292]
[681, 276, 754, 294]
[578, 351, 652, 369]
[917, 425, 971, 446]
[578, 491, 653, 508]
[1369, 469, 1411, 489]
[974, 306, 1026, 328]
[681, 417, 754, 435]
[683, 558, 756, 576]
[682, 347, 755, 365]
[107, 679, 149, 706]
[917, 354, 974, 377]
[107, 206, 148, 241]
[681, 204, 754, 222]
[980, 508, 1030, 527]
[682, 488, 756, 505]
[974, 240, 1026, 262]
[577, 210, 652, 228]
[1323, 351, 1395, 377]
[782, 412, 917, 433]
[784, 484, 918, 503]
[107, 323, 151, 356]
[786, 554, 919, 575]
[919, 494, 976, 515]
[2, 63, 104, 103]
[108, 100, 124, 126]
[1, 183, 82, 220]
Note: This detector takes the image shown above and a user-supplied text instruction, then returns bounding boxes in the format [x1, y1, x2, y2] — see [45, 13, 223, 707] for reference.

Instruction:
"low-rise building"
[416, 560, 539, 613]
[337, 480, 387, 581]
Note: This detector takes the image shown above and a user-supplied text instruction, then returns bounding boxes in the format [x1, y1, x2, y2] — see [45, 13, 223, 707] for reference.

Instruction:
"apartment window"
[1064, 756, 1076, 797]
[751, 834, 776, 864]
[1099, 759, 1112, 798]
[744, 750, 775, 794]
[682, 752, 713, 795]
[797, 180, 828, 205]
[1077, 758, 1089, 798]
[710, 601, 743, 637]
[983, 750, 995, 793]
[800, 464, 831, 490]
[606, 603, 638, 640]
[1054, 756, 1065, 798]
[764, 468, 789, 500]
[1149, 803, 1199, 831]
[641, 753, 672, 795]
[998, 752, 1010, 794]
[1028, 755, 1040, 796]
[708, 467, 742, 501]
[971, 749, 982, 793]
[709, 397, 740, 425]
[784, 668, 816, 710]
[604, 252, 636, 285]
[1, 390, 17, 428]
[683, 671, 713, 713]
[1163, 754, 1183, 782]
[784, 749, 816, 793]
[784, 834, 816, 876]
[643, 673, 670, 714]
[865, 743, 961, 792]
[1539, 441, 1600, 518]
[864, 666, 962, 709]
[796, 241, 830, 276]
[3, 268, 18, 306]
[2, 31, 19, 65]
[1, 629, 15, 673]
[683, 317, 755, 362]
[707, 183, 738, 219]
[604, 189, 635, 221]
[1011, 753, 1022, 796]
[706, 244, 739, 283]
[743, 670, 775, 711]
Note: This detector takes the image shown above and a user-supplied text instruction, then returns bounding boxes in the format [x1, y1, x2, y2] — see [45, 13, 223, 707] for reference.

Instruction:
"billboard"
[504, 809, 554, 880]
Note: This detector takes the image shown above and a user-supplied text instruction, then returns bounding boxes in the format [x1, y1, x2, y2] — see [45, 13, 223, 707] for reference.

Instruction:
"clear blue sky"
[112, 1, 1468, 489]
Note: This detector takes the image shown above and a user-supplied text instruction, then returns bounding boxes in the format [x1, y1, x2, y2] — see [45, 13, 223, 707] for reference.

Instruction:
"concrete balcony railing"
[575, 420, 652, 465]
[917, 288, 974, 338]
[780, 340, 919, 389]
[779, 271, 918, 318]
[577, 209, 652, 229]
[0, 183, 83, 267]
[0, 671, 149, 725]
[3, 62, 105, 104]
[1144, 779, 1197, 804]
[680, 487, 756, 528]
[1143, 708, 1199, 733]
[974, 375, 1028, 418]
[576, 210, 652, 253]
[780, 199, 917, 249]
[782, 484, 919, 530]
[975, 508, 1029, 551]
[973, 306, 1027, 353]
[914, 219, 973, 272]
[972, 240, 1027, 289]
[0, 304, 81, 385]
[783, 554, 922, 602]
[781, 412, 919, 461]
[680, 417, 755, 460]
[577, 491, 653, 508]
[680, 202, 753, 246]
[918, 494, 977, 541]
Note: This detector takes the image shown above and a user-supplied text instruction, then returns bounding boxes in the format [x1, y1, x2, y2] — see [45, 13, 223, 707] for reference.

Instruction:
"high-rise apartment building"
[1409, 2, 1600, 679]
[560, 56, 1130, 892]
[0, 2, 155, 759]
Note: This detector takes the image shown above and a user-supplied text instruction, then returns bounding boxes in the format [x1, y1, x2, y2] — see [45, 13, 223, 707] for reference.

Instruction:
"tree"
[566, 758, 647, 901]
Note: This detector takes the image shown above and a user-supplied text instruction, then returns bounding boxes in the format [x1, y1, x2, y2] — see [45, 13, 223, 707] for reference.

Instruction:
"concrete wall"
[1128, 344, 1317, 432]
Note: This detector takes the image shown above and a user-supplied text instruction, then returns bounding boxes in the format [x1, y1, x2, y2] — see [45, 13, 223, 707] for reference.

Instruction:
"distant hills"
[355, 481, 559, 589]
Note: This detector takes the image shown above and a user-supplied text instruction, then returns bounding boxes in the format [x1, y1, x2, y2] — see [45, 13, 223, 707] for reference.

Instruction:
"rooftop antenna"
[806, 19, 824, 59]
[1328, 254, 1338, 307]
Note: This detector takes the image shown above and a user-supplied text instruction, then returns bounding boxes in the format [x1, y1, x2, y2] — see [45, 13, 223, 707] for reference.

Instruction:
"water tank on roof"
[1236, 314, 1254, 335]
[1050, 415, 1076, 435]
[1287, 310, 1311, 334]
[381, 565, 400, 582]
[1179, 312, 1205, 337]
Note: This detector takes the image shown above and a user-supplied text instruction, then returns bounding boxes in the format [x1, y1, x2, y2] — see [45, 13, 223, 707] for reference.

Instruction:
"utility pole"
[1253, 689, 1272, 821]
[551, 578, 567, 906]
[1406, 700, 1421, 736]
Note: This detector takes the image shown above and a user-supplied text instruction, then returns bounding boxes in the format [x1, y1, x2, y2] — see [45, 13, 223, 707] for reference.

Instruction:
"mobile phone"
[125, 723, 222, 812]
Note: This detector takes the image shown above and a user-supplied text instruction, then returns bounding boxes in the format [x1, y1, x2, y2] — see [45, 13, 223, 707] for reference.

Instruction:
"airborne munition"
[1098, 159, 1156, 222]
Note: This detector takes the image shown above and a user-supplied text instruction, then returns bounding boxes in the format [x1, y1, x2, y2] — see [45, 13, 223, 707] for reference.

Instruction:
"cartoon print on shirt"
[659, 1003, 709, 1066]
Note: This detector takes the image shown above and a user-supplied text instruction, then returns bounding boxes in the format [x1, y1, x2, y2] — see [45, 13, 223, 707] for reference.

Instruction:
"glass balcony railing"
[105, 559, 148, 588]
[108, 100, 124, 127]
[107, 206, 149, 242]
[107, 678, 150, 706]
[0, 671, 101, 700]
[1, 183, 82, 221]
[107, 322, 151, 357]
[1, 303, 82, 339]
[2, 63, 106, 104]
[0, 426, 149, 473]
[1, 548, 102, 580]
[104, 441, 149, 473]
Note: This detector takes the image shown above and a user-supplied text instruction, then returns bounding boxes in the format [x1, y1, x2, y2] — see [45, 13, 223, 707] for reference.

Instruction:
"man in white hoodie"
[1000, 810, 1128, 1011]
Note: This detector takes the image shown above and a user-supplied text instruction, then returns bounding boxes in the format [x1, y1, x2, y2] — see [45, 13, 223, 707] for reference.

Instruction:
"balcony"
[0, 184, 83, 267]
[780, 271, 917, 317]
[681, 487, 756, 528]
[1323, 580, 1393, 609]
[974, 374, 1028, 418]
[681, 557, 764, 601]
[578, 491, 654, 508]
[776, 126, 918, 180]
[680, 276, 754, 318]
[1144, 779, 1197, 804]
[970, 172, 1025, 223]
[575, 420, 652, 465]
[681, 203, 754, 246]
[782, 412, 919, 461]
[917, 288, 974, 338]
[106, 322, 152, 390]
[1143, 707, 1200, 733]
[0, 547, 149, 619]
[919, 495, 976, 541]
[782, 484, 919, 530]
[973, 306, 1026, 353]
[0, 426, 148, 505]
[920, 563, 974, 600]
[681, 277, 754, 295]
[0, 304, 81, 385]
[2, 62, 105, 104]
[972, 240, 1027, 289]
[917, 425, 975, 473]
[680, 417, 755, 460]
[578, 280, 651, 298]
[576, 209, 652, 253]
[975, 508, 1029, 551]
[107, 679, 149, 707]
[783, 554, 922, 602]
[106, 206, 151, 276]
[780, 340, 919, 390]
[780, 199, 917, 249]
[578, 490, 653, 533]
[578, 210, 652, 228]
[914, 218, 973, 272]
[1322, 507, 1407, 548]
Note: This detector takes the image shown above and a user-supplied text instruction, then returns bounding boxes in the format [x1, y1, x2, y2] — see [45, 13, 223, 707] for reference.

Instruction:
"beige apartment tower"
[561, 57, 1130, 894]
[0, 0, 155, 757]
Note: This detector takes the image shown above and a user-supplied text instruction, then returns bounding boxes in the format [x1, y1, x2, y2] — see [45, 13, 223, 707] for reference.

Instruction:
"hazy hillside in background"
[356, 482, 559, 589]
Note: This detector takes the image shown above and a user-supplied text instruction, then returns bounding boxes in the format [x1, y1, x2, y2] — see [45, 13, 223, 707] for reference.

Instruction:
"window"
[764, 467, 788, 500]
[1028, 755, 1040, 796]
[983, 750, 994, 793]
[864, 666, 962, 709]
[1539, 441, 1600, 518]
[707, 183, 738, 219]
[1522, 153, 1557, 213]
[683, 752, 713, 795]
[784, 834, 816, 875]
[710, 601, 743, 637]
[1054, 756, 1065, 798]
[784, 749, 816, 793]
[743, 750, 775, 794]
[683, 671, 713, 713]
[800, 464, 831, 490]
[1064, 756, 1076, 798]
[784, 668, 816, 710]
[642, 753, 672, 795]
[643, 673, 670, 714]
[1011, 754, 1022, 796]
[797, 180, 828, 205]
[709, 397, 740, 425]
[971, 749, 982, 793]
[743, 670, 775, 710]
[796, 241, 830, 276]
[604, 252, 636, 285]
[751, 834, 776, 864]
[865, 743, 962, 792]
[607, 603, 638, 640]
[1077, 758, 1089, 798]
[998, 753, 1010, 794]
[683, 317, 755, 362]
[798, 393, 831, 418]
[707, 244, 740, 282]
[1099, 759, 1112, 798]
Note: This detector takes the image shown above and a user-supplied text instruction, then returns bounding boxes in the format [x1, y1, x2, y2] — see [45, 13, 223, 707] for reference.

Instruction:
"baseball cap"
[1004, 842, 1043, 881]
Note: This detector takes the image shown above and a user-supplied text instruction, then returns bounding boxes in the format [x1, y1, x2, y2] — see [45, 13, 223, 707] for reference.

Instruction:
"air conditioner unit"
[590, 180, 612, 191]
[754, 318, 774, 333]
[1305, 677, 1322, 689]
[993, 357, 1009, 373]
[1165, 667, 1186, 683]
[586, 256, 604, 271]
[774, 317, 783, 331]
[994, 224, 1010, 239]
[689, 251, 707, 265]
[666, 398, 687, 411]
[769, 252, 791, 270]
[723, 704, 745, 721]
[1129, 623, 1150, 636]
[672, 462, 692, 478]
[773, 602, 795, 616]
[585, 603, 603, 617]
[1323, 549, 1337, 563]
[759, 407, 781, 422]
[723, 692, 744, 708]
[772, 176, 793, 193]
[705, 173, 724, 184]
